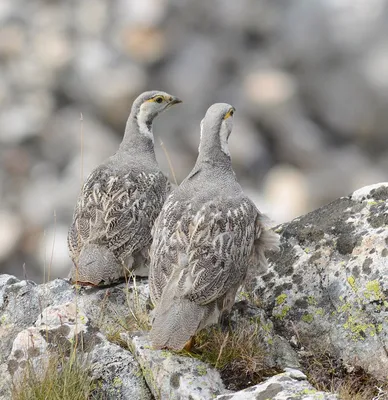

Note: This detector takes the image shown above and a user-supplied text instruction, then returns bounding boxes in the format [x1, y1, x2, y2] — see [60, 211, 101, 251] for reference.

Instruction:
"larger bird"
[67, 91, 181, 286]
[149, 103, 279, 350]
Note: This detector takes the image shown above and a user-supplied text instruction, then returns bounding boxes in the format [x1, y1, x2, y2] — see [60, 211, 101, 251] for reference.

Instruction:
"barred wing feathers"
[68, 166, 170, 264]
[150, 196, 261, 307]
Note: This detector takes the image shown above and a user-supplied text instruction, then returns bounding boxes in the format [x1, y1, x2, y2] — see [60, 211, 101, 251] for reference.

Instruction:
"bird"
[67, 90, 182, 286]
[149, 103, 279, 351]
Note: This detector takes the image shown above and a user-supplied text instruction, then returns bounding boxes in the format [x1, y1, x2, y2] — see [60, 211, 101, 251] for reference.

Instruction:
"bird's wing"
[68, 165, 169, 262]
[150, 196, 257, 306]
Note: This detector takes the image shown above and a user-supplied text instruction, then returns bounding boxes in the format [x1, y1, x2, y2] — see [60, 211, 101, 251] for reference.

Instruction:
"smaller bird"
[67, 90, 182, 286]
[149, 103, 279, 351]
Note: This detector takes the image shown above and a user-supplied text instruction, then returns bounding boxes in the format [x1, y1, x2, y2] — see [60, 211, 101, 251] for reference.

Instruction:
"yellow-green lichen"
[160, 350, 171, 358]
[337, 302, 351, 313]
[315, 308, 324, 316]
[347, 276, 357, 292]
[307, 296, 317, 306]
[113, 377, 123, 387]
[274, 305, 290, 320]
[276, 294, 287, 305]
[364, 280, 384, 301]
[301, 388, 317, 394]
[237, 291, 251, 301]
[196, 364, 207, 376]
[261, 323, 271, 333]
[343, 315, 377, 341]
[301, 314, 314, 323]
[336, 284, 385, 342]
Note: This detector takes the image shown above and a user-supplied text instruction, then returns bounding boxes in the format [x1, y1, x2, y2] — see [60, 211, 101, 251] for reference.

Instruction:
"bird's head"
[199, 103, 235, 157]
[132, 90, 182, 124]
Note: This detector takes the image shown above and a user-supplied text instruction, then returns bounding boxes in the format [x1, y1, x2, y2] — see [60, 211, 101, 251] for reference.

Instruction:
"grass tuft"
[99, 275, 151, 349]
[300, 350, 388, 400]
[191, 319, 279, 391]
[12, 352, 96, 400]
[125, 277, 152, 333]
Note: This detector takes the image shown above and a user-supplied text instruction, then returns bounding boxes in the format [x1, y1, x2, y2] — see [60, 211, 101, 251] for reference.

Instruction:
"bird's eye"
[154, 96, 164, 104]
[224, 108, 235, 119]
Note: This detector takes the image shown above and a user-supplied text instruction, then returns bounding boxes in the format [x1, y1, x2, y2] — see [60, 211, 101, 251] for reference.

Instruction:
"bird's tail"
[150, 297, 205, 351]
[256, 227, 280, 272]
[69, 244, 124, 286]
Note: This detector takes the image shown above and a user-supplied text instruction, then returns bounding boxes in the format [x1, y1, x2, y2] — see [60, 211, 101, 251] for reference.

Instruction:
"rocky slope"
[0, 182, 387, 399]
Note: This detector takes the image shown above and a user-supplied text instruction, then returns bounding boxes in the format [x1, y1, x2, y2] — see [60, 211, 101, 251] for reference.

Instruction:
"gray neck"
[195, 123, 232, 171]
[119, 112, 156, 156]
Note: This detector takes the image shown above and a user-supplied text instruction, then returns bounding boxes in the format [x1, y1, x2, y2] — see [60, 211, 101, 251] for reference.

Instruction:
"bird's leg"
[183, 336, 195, 352]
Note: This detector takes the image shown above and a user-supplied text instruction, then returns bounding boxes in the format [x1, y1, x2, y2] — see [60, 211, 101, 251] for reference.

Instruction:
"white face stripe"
[219, 119, 231, 156]
[198, 118, 204, 152]
[138, 103, 154, 142]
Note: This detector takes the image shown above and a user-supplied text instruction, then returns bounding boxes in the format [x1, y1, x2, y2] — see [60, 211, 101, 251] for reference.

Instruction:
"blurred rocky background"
[0, 0, 387, 282]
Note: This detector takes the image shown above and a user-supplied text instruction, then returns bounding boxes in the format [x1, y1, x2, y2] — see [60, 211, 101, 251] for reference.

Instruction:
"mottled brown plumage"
[67, 91, 181, 286]
[149, 103, 279, 350]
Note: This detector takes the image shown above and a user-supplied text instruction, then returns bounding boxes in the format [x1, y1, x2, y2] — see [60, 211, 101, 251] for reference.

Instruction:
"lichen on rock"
[253, 182, 388, 381]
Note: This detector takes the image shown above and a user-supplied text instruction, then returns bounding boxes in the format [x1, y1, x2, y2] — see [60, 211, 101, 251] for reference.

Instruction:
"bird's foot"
[183, 336, 195, 352]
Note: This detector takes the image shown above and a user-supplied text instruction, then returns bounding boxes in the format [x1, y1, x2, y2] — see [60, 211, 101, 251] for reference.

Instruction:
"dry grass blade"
[160, 140, 177, 186]
[215, 331, 229, 369]
[12, 352, 96, 400]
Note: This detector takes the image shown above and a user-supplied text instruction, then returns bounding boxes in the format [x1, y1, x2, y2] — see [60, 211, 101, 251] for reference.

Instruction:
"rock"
[8, 327, 50, 384]
[120, 27, 167, 64]
[89, 341, 152, 399]
[253, 182, 388, 381]
[216, 370, 338, 400]
[244, 70, 297, 110]
[263, 164, 310, 223]
[0, 277, 41, 365]
[0, 363, 12, 400]
[0, 213, 22, 263]
[0, 23, 25, 58]
[37, 225, 73, 279]
[2, 281, 152, 399]
[128, 333, 229, 400]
